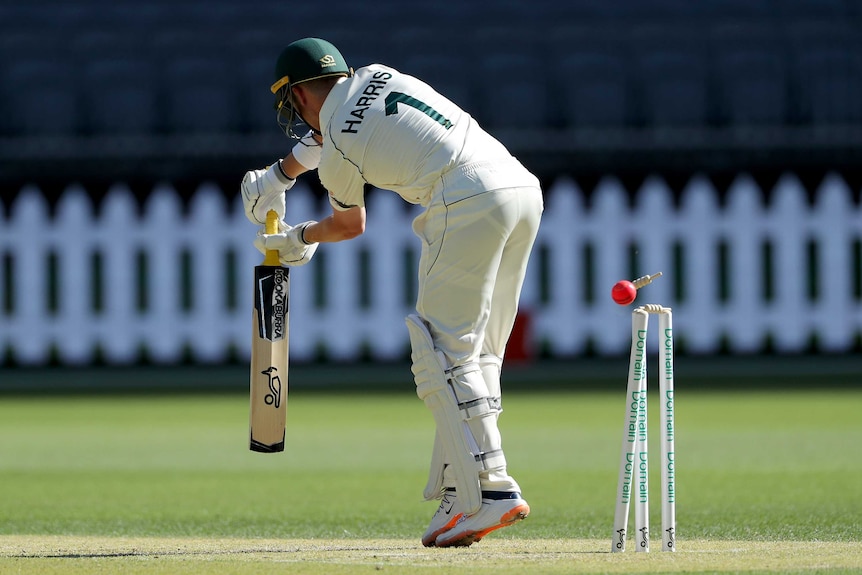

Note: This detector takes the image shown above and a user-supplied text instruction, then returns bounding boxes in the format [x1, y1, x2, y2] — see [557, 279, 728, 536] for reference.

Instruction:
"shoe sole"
[435, 503, 530, 548]
[421, 513, 464, 547]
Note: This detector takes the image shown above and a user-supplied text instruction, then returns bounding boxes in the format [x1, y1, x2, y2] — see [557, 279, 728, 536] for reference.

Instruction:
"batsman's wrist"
[271, 159, 294, 185]
[298, 222, 314, 245]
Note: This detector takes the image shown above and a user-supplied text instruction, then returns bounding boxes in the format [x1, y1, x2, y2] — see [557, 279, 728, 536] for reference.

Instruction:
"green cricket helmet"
[270, 38, 351, 138]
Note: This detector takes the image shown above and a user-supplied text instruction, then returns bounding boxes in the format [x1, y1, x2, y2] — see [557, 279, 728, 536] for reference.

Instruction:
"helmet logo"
[320, 55, 337, 68]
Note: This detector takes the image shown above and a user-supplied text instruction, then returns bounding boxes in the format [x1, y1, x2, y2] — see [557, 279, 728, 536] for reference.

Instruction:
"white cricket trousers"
[412, 168, 543, 495]
[412, 183, 544, 368]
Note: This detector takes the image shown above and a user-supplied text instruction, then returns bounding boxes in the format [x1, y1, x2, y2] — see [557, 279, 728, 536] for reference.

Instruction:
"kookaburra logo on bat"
[255, 268, 288, 342]
[261, 366, 282, 408]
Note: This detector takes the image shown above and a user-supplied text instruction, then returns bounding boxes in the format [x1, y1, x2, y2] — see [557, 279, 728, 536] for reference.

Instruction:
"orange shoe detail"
[421, 512, 464, 547]
[435, 501, 530, 547]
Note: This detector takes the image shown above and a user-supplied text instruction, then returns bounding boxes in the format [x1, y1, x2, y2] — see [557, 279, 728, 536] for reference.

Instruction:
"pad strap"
[450, 364, 499, 419]
[479, 354, 503, 410]
[447, 363, 507, 473]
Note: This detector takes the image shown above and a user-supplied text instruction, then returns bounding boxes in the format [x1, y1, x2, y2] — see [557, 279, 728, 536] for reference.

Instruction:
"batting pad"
[406, 314, 483, 515]
[421, 356, 502, 503]
[479, 354, 503, 412]
[424, 431, 446, 501]
[448, 362, 507, 479]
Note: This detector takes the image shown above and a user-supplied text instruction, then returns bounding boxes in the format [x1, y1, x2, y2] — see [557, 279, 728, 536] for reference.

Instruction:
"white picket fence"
[1, 172, 860, 366]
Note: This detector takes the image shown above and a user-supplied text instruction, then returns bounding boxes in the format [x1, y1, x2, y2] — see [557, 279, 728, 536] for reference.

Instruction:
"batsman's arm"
[301, 206, 365, 244]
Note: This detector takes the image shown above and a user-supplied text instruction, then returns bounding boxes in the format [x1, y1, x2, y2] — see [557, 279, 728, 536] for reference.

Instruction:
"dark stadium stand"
[629, 25, 710, 127]
[0, 0, 860, 182]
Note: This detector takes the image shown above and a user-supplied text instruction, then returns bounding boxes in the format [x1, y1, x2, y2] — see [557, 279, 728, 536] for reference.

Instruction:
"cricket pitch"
[2, 536, 861, 575]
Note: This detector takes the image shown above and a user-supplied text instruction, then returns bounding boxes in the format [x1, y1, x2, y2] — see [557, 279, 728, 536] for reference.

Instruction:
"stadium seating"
[709, 23, 789, 126]
[474, 26, 550, 130]
[629, 26, 710, 127]
[785, 22, 862, 124]
[0, 0, 859, 141]
[2, 57, 79, 136]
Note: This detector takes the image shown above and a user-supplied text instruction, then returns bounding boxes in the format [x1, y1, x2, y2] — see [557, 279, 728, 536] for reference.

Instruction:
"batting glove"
[292, 131, 323, 171]
[240, 161, 295, 225]
[254, 221, 319, 267]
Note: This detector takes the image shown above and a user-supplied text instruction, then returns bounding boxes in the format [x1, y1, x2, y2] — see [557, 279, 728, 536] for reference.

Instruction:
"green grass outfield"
[0, 387, 860, 574]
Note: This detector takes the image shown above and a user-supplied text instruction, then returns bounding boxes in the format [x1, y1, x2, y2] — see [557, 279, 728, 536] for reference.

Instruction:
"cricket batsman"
[240, 38, 543, 547]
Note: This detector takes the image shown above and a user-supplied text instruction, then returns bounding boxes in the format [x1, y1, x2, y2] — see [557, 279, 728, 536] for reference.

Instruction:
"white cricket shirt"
[317, 64, 537, 210]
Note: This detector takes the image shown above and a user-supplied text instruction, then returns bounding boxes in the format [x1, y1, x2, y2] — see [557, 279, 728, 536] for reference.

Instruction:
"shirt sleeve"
[318, 144, 367, 211]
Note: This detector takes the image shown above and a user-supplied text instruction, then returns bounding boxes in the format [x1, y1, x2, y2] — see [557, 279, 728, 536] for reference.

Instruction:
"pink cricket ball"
[611, 280, 637, 305]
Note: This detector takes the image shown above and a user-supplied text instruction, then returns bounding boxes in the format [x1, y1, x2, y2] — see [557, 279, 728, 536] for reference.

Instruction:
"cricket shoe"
[422, 489, 462, 547]
[427, 491, 530, 548]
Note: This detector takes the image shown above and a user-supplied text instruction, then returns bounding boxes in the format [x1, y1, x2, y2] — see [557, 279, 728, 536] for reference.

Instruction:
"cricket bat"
[249, 210, 289, 453]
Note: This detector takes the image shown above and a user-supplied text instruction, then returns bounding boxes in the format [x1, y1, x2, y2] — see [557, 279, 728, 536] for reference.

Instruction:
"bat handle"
[263, 210, 281, 266]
